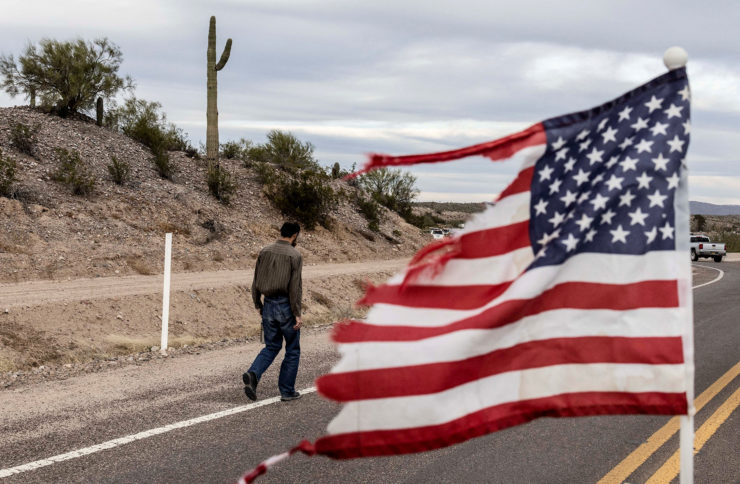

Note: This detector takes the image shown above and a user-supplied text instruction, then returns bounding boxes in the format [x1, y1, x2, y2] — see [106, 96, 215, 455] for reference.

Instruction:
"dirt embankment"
[0, 259, 407, 380]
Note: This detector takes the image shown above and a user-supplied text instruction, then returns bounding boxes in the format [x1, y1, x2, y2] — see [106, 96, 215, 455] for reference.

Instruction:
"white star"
[602, 126, 618, 144]
[648, 189, 668, 208]
[590, 193, 609, 211]
[605, 174, 624, 191]
[667, 172, 680, 190]
[665, 103, 684, 119]
[636, 171, 653, 189]
[652, 153, 670, 171]
[650, 122, 669, 136]
[644, 95, 663, 113]
[678, 85, 691, 101]
[578, 191, 590, 203]
[572, 169, 590, 186]
[631, 117, 649, 132]
[585, 228, 597, 242]
[561, 233, 579, 252]
[548, 178, 563, 194]
[659, 221, 674, 240]
[610, 224, 630, 244]
[560, 190, 577, 207]
[597, 118, 609, 132]
[537, 229, 559, 247]
[682, 120, 691, 135]
[619, 136, 634, 150]
[628, 207, 649, 226]
[586, 147, 604, 165]
[600, 209, 616, 225]
[635, 139, 654, 153]
[606, 156, 620, 169]
[564, 158, 577, 173]
[593, 173, 604, 184]
[548, 211, 565, 227]
[619, 189, 636, 207]
[645, 227, 657, 244]
[551, 136, 566, 151]
[618, 106, 633, 121]
[576, 129, 590, 141]
[575, 213, 594, 231]
[579, 138, 592, 152]
[539, 165, 554, 181]
[620, 156, 638, 172]
[667, 135, 686, 153]
[555, 147, 569, 161]
[534, 199, 549, 215]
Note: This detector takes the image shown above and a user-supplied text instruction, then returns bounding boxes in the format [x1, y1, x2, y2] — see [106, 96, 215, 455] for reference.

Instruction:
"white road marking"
[0, 262, 728, 479]
[0, 386, 317, 478]
[692, 263, 725, 289]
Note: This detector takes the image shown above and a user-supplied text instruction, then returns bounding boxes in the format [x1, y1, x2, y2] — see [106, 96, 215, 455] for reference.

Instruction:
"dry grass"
[157, 221, 191, 236]
[126, 257, 156, 275]
[104, 334, 158, 353]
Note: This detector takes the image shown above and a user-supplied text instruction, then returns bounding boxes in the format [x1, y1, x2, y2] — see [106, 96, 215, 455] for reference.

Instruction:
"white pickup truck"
[690, 234, 726, 262]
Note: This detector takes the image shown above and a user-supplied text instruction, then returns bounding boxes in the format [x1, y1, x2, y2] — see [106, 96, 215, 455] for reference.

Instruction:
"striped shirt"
[251, 240, 303, 317]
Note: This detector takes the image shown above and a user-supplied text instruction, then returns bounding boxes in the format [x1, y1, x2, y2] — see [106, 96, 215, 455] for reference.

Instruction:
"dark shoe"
[243, 371, 258, 401]
[280, 391, 302, 402]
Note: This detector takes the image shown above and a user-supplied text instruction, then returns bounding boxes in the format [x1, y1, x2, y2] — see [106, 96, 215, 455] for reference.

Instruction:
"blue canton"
[529, 68, 690, 269]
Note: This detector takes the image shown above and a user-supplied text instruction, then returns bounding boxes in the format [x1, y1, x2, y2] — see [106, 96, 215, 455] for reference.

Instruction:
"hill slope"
[0, 107, 427, 283]
[690, 201, 740, 216]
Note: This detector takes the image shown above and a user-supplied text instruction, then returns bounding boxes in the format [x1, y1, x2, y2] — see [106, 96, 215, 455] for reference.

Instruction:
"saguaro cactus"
[206, 16, 232, 166]
[96, 97, 104, 126]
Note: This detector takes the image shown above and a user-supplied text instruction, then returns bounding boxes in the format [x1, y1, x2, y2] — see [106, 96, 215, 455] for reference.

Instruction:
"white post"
[160, 233, 172, 353]
[664, 46, 694, 484]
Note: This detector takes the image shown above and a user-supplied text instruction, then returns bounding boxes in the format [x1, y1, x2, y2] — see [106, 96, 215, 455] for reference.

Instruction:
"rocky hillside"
[0, 107, 428, 283]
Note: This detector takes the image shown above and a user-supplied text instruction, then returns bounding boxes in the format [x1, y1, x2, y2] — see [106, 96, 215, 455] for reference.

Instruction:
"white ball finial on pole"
[664, 46, 688, 70]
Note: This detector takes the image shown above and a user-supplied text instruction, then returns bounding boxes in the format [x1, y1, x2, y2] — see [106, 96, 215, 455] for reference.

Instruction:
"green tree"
[0, 38, 133, 117]
[358, 168, 419, 217]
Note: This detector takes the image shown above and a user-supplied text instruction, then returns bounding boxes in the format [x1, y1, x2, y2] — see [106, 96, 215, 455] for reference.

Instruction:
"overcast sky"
[2, 0, 739, 203]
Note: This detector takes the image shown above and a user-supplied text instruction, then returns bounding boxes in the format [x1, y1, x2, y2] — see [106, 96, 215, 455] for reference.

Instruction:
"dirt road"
[0, 258, 409, 308]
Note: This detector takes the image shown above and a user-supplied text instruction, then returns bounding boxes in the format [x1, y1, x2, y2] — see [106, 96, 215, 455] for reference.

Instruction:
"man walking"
[243, 222, 303, 402]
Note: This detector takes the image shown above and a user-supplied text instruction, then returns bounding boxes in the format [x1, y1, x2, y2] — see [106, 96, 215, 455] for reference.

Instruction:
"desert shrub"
[253, 161, 277, 185]
[716, 232, 740, 252]
[0, 38, 132, 117]
[184, 146, 200, 159]
[220, 138, 251, 161]
[357, 168, 418, 218]
[0, 150, 17, 197]
[356, 195, 381, 232]
[207, 164, 237, 204]
[9, 122, 39, 156]
[52, 148, 95, 195]
[153, 149, 174, 180]
[247, 130, 319, 171]
[331, 162, 341, 179]
[262, 168, 336, 230]
[107, 156, 130, 185]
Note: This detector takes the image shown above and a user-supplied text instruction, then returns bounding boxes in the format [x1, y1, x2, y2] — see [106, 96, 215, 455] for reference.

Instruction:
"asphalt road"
[1, 262, 738, 483]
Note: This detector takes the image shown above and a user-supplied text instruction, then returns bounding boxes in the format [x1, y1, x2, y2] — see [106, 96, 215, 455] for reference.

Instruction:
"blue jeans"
[248, 296, 300, 396]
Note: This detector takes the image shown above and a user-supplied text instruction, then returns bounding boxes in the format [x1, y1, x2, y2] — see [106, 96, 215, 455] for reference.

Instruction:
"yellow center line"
[646, 385, 740, 484]
[598, 360, 740, 484]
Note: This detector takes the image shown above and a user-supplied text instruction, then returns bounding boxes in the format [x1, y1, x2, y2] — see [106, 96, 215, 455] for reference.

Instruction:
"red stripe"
[358, 123, 545, 174]
[360, 280, 514, 310]
[336, 280, 679, 343]
[455, 220, 530, 259]
[314, 391, 688, 459]
[317, 336, 683, 402]
[497, 165, 534, 200]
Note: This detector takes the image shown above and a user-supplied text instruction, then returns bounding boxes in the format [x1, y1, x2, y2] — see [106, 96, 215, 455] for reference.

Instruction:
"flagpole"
[663, 46, 694, 484]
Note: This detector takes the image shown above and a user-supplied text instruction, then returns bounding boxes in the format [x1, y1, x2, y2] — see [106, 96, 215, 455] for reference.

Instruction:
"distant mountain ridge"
[690, 201, 740, 215]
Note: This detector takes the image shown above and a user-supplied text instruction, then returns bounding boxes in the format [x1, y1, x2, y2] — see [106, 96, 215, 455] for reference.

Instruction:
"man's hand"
[294, 316, 302, 330]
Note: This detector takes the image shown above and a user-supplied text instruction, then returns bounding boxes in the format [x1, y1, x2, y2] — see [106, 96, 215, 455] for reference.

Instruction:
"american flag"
[312, 67, 693, 458]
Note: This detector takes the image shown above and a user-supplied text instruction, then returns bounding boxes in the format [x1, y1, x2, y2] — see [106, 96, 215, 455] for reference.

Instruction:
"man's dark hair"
[280, 222, 301, 238]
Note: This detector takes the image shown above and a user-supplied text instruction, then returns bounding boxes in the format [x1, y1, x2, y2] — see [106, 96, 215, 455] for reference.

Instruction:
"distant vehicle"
[430, 228, 445, 240]
[690, 234, 725, 262]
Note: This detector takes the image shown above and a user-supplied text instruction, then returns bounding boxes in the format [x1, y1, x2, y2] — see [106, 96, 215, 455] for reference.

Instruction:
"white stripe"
[366, 250, 683, 327]
[514, 143, 547, 171]
[326, 363, 685, 434]
[388, 246, 534, 287]
[462, 191, 531, 232]
[0, 387, 317, 479]
[332, 307, 688, 373]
